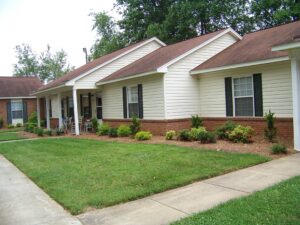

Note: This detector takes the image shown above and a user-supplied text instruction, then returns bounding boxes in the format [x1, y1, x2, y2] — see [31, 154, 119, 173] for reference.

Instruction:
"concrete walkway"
[77, 153, 300, 225]
[0, 155, 82, 225]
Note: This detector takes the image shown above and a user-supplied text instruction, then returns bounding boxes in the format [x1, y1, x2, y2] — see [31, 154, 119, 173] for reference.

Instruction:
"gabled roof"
[98, 28, 240, 84]
[0, 77, 42, 98]
[37, 37, 164, 92]
[192, 21, 300, 73]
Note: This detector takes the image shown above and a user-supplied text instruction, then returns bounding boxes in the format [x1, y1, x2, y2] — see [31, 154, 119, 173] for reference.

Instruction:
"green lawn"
[0, 127, 24, 133]
[172, 176, 300, 225]
[0, 138, 269, 214]
[0, 131, 25, 142]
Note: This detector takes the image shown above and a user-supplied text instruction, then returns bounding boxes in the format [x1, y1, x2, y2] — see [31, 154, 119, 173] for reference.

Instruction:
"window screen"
[127, 86, 139, 118]
[11, 100, 23, 119]
[233, 77, 254, 116]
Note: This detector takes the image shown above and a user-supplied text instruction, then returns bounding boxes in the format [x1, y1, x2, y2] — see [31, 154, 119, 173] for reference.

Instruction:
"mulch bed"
[70, 133, 296, 159]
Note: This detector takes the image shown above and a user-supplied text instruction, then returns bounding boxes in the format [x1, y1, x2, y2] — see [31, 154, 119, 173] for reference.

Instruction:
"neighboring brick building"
[0, 77, 43, 127]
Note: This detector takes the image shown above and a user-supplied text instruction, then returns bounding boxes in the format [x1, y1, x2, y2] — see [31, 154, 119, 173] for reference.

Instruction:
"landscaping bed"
[0, 138, 269, 214]
[172, 176, 300, 225]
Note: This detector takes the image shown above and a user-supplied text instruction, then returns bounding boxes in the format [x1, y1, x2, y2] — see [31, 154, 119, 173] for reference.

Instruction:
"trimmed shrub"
[270, 143, 287, 154]
[108, 127, 118, 137]
[44, 129, 52, 136]
[135, 131, 152, 141]
[0, 117, 3, 129]
[177, 129, 191, 141]
[16, 123, 22, 127]
[215, 121, 237, 140]
[165, 130, 176, 140]
[264, 110, 277, 142]
[198, 131, 216, 144]
[228, 125, 254, 143]
[130, 116, 141, 135]
[55, 128, 64, 136]
[190, 127, 207, 141]
[33, 127, 38, 134]
[28, 112, 37, 123]
[36, 128, 44, 136]
[91, 118, 99, 132]
[191, 115, 203, 128]
[117, 125, 131, 137]
[97, 124, 110, 136]
[26, 123, 37, 133]
[7, 124, 15, 129]
[40, 120, 46, 128]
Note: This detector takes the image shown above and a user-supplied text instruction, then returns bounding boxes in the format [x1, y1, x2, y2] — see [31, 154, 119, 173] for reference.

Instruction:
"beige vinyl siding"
[102, 74, 165, 119]
[74, 41, 162, 89]
[164, 33, 238, 119]
[198, 61, 293, 117]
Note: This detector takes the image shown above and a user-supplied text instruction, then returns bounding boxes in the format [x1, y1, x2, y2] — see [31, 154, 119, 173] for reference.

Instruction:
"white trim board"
[191, 56, 290, 75]
[272, 42, 300, 52]
[0, 96, 36, 100]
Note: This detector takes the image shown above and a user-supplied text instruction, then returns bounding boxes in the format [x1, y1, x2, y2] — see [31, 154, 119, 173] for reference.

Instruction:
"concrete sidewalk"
[77, 153, 300, 225]
[0, 155, 82, 225]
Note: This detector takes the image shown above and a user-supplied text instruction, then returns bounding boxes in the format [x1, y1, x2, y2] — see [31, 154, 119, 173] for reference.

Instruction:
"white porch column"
[291, 58, 300, 151]
[73, 88, 80, 135]
[57, 93, 63, 128]
[36, 97, 41, 127]
[45, 96, 50, 129]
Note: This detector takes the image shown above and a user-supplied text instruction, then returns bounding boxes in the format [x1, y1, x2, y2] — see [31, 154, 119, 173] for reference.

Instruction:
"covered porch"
[36, 87, 103, 135]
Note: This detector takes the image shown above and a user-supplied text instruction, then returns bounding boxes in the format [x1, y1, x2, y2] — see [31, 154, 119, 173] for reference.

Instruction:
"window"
[96, 97, 102, 119]
[233, 76, 254, 116]
[127, 86, 139, 118]
[11, 100, 23, 119]
[68, 97, 74, 117]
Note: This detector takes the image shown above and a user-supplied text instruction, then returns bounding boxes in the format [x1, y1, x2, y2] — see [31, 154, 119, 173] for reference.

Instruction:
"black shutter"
[137, 84, 143, 119]
[23, 100, 28, 123]
[7, 100, 12, 124]
[122, 87, 127, 118]
[225, 77, 233, 116]
[253, 73, 263, 117]
[66, 97, 69, 117]
[80, 94, 83, 117]
[88, 93, 92, 118]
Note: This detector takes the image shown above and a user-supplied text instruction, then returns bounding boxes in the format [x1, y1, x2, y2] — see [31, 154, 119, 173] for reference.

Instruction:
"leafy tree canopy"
[13, 44, 73, 82]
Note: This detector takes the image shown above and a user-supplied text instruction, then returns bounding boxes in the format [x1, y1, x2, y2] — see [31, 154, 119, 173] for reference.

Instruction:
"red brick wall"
[23, 99, 37, 119]
[103, 117, 294, 140]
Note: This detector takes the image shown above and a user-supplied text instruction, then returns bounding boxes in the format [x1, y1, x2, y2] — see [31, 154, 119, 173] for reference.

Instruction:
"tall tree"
[90, 12, 125, 60]
[13, 44, 73, 82]
[14, 44, 39, 77]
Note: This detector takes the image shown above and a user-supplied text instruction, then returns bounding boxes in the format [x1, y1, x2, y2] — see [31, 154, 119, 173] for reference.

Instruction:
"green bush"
[28, 112, 37, 123]
[55, 128, 64, 136]
[117, 125, 131, 137]
[228, 125, 254, 143]
[91, 118, 99, 132]
[190, 127, 207, 141]
[135, 131, 152, 141]
[198, 131, 216, 144]
[44, 129, 52, 136]
[177, 129, 191, 141]
[130, 116, 141, 135]
[215, 121, 237, 140]
[0, 117, 3, 129]
[97, 124, 110, 136]
[40, 120, 46, 128]
[25, 123, 37, 133]
[264, 110, 277, 142]
[7, 124, 15, 129]
[108, 127, 118, 137]
[16, 123, 22, 127]
[191, 115, 203, 128]
[33, 127, 38, 134]
[165, 130, 176, 140]
[36, 128, 44, 136]
[270, 143, 287, 154]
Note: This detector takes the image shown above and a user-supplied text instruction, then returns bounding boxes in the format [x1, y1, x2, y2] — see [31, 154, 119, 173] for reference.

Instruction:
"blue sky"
[0, 0, 117, 76]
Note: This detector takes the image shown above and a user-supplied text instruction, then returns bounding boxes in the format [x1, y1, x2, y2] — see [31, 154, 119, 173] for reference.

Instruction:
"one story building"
[34, 21, 300, 151]
[0, 77, 43, 127]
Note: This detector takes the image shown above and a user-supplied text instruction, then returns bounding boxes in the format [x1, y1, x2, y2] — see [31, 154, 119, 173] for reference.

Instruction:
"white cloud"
[0, 0, 118, 76]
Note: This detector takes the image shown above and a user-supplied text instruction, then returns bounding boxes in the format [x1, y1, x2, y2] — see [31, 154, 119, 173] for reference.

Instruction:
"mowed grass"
[0, 131, 25, 142]
[0, 138, 269, 214]
[172, 176, 300, 225]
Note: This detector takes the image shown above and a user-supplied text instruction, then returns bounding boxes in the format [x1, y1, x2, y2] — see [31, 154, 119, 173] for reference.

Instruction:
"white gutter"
[272, 42, 300, 52]
[191, 56, 290, 75]
[0, 96, 36, 100]
[32, 84, 66, 95]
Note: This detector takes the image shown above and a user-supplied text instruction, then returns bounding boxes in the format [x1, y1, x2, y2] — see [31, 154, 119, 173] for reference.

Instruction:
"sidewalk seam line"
[203, 181, 251, 194]
[149, 198, 191, 216]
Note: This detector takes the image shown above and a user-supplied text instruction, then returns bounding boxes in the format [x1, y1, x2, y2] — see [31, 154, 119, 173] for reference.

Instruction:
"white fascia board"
[0, 96, 36, 100]
[272, 42, 300, 52]
[156, 28, 242, 72]
[33, 84, 66, 96]
[96, 71, 164, 86]
[66, 37, 166, 86]
[190, 56, 290, 75]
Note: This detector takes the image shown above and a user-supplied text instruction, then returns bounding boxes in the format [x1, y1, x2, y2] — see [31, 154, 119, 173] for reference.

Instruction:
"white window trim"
[11, 99, 23, 120]
[127, 85, 139, 118]
[232, 75, 256, 117]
